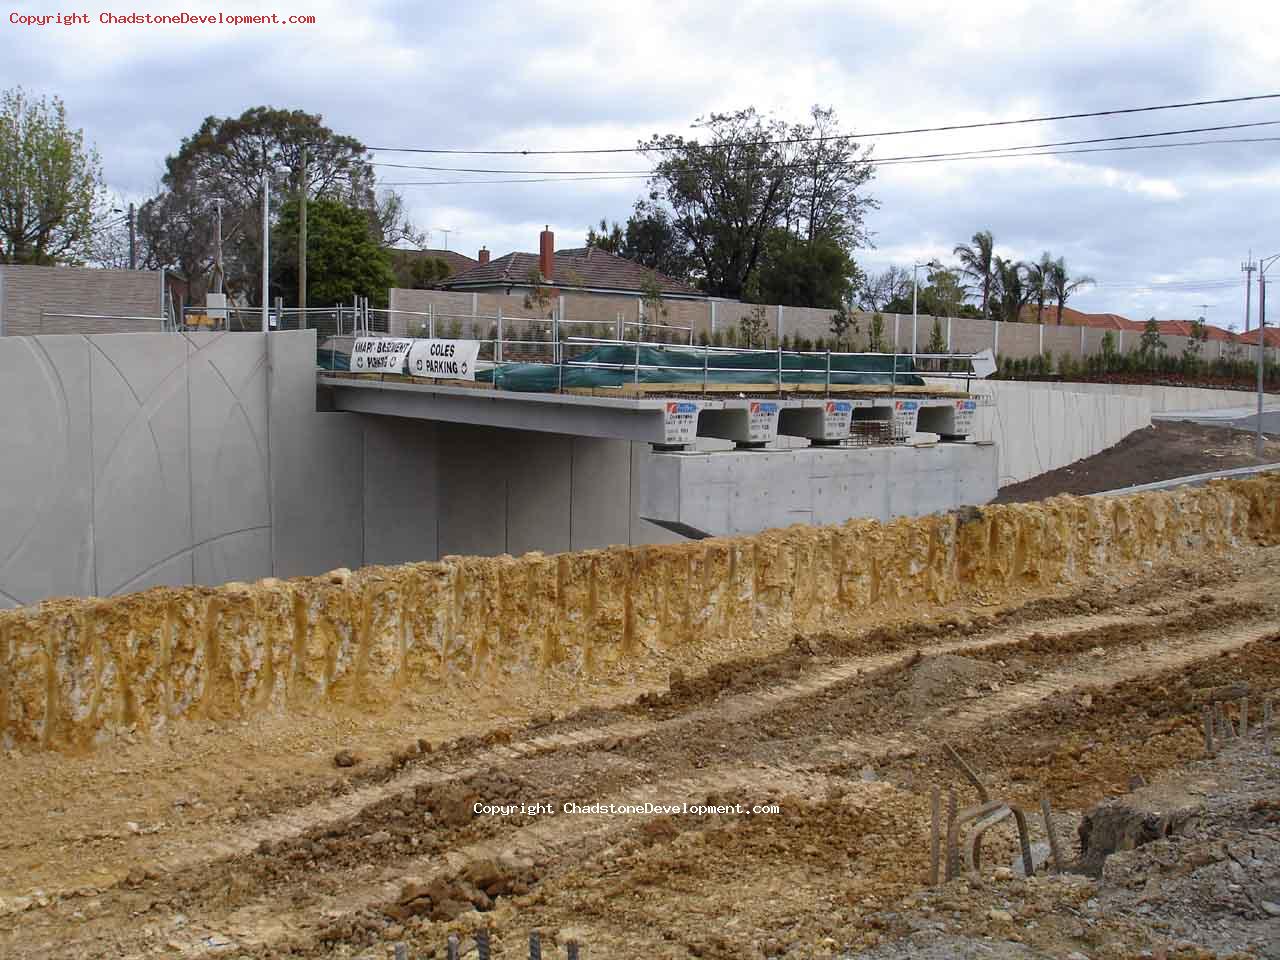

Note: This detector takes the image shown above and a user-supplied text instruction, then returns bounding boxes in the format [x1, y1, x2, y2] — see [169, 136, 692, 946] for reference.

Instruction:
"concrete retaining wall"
[963, 381, 1152, 486]
[3, 474, 1276, 749]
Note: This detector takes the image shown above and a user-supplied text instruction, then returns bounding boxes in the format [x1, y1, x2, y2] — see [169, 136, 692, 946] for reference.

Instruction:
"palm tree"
[953, 230, 995, 320]
[1023, 252, 1054, 324]
[1047, 257, 1096, 325]
[993, 256, 1031, 323]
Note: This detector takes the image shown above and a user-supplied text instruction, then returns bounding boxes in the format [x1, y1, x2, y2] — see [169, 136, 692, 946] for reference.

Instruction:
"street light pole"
[1257, 254, 1278, 458]
[261, 170, 269, 333]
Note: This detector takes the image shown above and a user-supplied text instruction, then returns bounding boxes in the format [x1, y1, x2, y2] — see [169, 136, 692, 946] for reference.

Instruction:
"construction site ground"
[3, 544, 1280, 958]
[997, 421, 1280, 501]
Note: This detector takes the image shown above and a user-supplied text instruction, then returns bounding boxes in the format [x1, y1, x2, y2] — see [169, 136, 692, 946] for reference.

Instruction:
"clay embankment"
[2, 475, 1278, 750]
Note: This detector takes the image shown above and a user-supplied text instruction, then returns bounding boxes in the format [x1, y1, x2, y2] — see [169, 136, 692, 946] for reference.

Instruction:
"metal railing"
[322, 331, 987, 396]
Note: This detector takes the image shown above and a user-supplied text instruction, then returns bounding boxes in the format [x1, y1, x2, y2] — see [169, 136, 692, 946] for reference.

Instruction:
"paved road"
[1228, 410, 1280, 435]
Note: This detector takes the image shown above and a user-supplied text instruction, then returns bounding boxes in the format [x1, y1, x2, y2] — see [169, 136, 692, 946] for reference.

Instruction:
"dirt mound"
[898, 653, 1004, 710]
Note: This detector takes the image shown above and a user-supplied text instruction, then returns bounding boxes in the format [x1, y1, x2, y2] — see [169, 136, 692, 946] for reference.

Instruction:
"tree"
[953, 230, 995, 320]
[273, 198, 394, 308]
[0, 87, 106, 264]
[389, 251, 451, 289]
[1047, 257, 1095, 325]
[859, 266, 912, 312]
[143, 106, 415, 303]
[992, 256, 1031, 323]
[754, 230, 863, 308]
[829, 301, 859, 349]
[619, 201, 694, 281]
[927, 318, 947, 354]
[640, 105, 874, 299]
[523, 268, 554, 318]
[1138, 316, 1165, 366]
[868, 312, 887, 353]
[1183, 316, 1208, 368]
[738, 304, 769, 348]
[585, 218, 624, 254]
[1024, 252, 1054, 324]
[639, 271, 669, 327]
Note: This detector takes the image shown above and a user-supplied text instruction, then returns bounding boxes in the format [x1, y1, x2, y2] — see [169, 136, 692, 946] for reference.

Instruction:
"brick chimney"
[539, 225, 554, 282]
[478, 247, 490, 265]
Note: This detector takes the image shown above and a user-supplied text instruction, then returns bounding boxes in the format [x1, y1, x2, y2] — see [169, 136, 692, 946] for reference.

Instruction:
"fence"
[388, 287, 1280, 370]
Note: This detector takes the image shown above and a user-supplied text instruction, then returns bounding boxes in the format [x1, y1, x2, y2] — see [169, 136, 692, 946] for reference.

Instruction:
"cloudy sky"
[4, 0, 1278, 326]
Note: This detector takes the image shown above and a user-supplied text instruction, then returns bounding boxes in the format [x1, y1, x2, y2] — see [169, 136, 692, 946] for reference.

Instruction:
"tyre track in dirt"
[1, 606, 1146, 914]
[12, 595, 1275, 960]
[4, 574, 1276, 960]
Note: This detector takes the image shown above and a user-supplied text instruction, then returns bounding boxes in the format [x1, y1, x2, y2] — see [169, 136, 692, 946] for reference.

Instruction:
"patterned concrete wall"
[0, 266, 162, 337]
[0, 332, 272, 608]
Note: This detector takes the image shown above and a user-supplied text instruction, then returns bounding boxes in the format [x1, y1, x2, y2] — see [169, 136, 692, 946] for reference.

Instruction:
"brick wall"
[0, 265, 162, 336]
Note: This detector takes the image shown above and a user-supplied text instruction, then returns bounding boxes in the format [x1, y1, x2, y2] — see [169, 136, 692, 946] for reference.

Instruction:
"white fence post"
[946, 316, 952, 352]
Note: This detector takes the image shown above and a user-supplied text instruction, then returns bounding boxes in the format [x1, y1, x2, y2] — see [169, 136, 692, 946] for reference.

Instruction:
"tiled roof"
[1233, 326, 1280, 347]
[444, 247, 703, 298]
[390, 248, 478, 277]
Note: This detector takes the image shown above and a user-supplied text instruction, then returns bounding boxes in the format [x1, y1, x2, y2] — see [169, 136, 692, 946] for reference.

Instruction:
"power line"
[370, 119, 1280, 176]
[366, 92, 1280, 157]
[378, 135, 1280, 186]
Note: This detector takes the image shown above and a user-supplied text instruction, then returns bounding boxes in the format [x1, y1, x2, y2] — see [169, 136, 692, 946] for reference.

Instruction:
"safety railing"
[320, 332, 989, 396]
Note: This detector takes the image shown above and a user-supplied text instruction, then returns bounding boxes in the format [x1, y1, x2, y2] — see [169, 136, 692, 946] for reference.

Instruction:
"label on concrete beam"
[748, 401, 781, 443]
[892, 399, 920, 439]
[952, 398, 977, 435]
[822, 400, 854, 439]
[408, 339, 480, 380]
[663, 400, 701, 445]
[352, 337, 414, 373]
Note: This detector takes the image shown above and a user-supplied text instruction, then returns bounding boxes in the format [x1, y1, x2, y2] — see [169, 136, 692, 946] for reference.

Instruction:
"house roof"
[444, 247, 704, 298]
[1019, 304, 1141, 329]
[390, 247, 478, 277]
[1233, 326, 1280, 347]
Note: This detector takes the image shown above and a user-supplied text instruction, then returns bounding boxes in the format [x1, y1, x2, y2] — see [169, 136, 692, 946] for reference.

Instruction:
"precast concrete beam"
[320, 376, 725, 446]
[697, 397, 796, 448]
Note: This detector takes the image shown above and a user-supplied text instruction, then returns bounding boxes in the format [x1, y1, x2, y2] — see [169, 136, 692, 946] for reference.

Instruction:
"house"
[388, 247, 478, 288]
[443, 227, 703, 304]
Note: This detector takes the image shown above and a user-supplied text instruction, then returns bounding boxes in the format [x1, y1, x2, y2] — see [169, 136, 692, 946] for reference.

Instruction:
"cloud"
[2, 0, 1276, 325]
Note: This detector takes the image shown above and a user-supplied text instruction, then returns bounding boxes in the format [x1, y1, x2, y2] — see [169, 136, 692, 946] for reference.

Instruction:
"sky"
[3, 0, 1278, 328]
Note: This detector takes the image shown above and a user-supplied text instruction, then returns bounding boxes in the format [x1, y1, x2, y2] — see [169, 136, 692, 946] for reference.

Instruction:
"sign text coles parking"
[408, 339, 481, 381]
[351, 337, 414, 373]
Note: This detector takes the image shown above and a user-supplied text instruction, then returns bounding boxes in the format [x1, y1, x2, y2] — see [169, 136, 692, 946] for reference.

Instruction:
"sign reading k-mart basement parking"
[350, 337, 479, 380]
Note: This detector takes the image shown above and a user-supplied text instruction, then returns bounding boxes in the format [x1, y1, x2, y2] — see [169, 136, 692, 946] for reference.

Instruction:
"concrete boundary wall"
[2, 475, 1277, 750]
[997, 380, 1280, 414]
[390, 288, 1280, 367]
[962, 381, 1151, 486]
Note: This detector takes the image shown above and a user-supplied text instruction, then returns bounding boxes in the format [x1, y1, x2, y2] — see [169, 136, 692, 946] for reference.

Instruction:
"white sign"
[663, 400, 701, 445]
[351, 337, 414, 373]
[408, 339, 480, 381]
[892, 399, 920, 439]
[952, 398, 977, 436]
[747, 401, 781, 443]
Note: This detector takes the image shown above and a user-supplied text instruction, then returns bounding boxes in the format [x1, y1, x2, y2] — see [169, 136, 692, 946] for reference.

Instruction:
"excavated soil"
[1, 539, 1279, 959]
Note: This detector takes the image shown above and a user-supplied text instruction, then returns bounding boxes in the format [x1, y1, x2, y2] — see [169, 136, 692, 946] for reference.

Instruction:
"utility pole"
[438, 227, 452, 250]
[211, 197, 226, 294]
[299, 145, 308, 314]
[1243, 254, 1256, 332]
[128, 202, 136, 270]
[1257, 254, 1279, 459]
